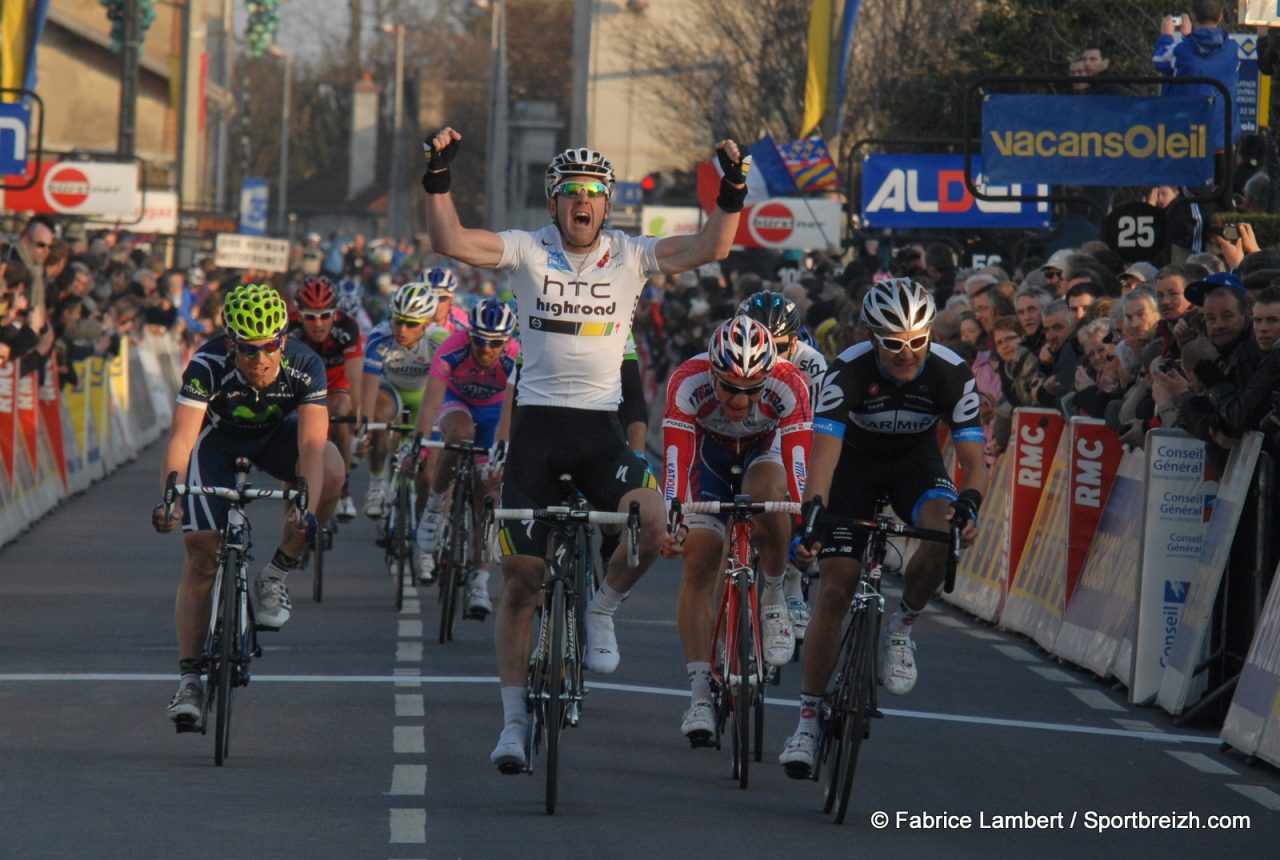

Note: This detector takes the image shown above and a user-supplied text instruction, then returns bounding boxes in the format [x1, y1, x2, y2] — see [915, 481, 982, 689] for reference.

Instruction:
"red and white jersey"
[662, 354, 812, 505]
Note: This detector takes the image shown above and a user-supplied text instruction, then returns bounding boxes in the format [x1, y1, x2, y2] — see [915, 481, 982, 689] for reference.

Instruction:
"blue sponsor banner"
[860, 154, 1051, 229]
[0, 102, 31, 176]
[982, 94, 1216, 187]
[239, 177, 269, 236]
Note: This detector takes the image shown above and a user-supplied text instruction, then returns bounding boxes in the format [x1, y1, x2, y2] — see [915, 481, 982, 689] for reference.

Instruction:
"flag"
[779, 134, 839, 191]
[748, 135, 798, 198]
[0, 0, 51, 93]
[802, 0, 834, 137]
[835, 0, 864, 136]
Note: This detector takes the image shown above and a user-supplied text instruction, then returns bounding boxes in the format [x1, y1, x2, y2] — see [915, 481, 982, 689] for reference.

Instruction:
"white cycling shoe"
[779, 727, 818, 778]
[881, 630, 918, 696]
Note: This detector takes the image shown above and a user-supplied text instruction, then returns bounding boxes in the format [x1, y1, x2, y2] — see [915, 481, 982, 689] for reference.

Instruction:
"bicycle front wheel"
[214, 551, 240, 766]
[733, 573, 753, 789]
[834, 607, 878, 824]
[544, 577, 566, 814]
[822, 611, 860, 812]
[392, 481, 412, 610]
[312, 525, 325, 603]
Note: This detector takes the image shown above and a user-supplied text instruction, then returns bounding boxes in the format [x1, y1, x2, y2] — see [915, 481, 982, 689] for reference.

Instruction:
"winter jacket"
[1153, 28, 1241, 153]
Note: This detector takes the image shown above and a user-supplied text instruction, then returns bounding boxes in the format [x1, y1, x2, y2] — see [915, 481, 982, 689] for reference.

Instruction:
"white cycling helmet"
[708, 316, 777, 379]
[390, 282, 439, 321]
[861, 278, 937, 334]
[545, 147, 616, 199]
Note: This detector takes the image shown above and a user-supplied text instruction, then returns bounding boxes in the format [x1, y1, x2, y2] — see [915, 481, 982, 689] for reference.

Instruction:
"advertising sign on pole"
[2, 161, 140, 217]
[860, 154, 1052, 229]
[214, 234, 290, 272]
[239, 177, 269, 236]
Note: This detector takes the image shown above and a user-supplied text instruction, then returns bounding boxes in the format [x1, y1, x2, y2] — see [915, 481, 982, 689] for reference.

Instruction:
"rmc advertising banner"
[981, 94, 1217, 187]
[860, 154, 1051, 229]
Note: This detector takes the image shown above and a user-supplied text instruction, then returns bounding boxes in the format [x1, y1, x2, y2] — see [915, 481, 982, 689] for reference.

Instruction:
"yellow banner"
[66, 360, 90, 455]
[110, 340, 129, 413]
[89, 357, 109, 450]
[802, 0, 833, 137]
[0, 1, 32, 92]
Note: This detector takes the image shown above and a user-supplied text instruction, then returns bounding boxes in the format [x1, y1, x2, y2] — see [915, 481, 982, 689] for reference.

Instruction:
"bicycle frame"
[421, 437, 489, 643]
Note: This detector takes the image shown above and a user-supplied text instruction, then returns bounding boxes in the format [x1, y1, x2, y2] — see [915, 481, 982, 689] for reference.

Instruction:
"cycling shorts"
[182, 416, 300, 533]
[685, 431, 781, 538]
[498, 406, 657, 557]
[379, 380, 425, 426]
[437, 392, 502, 454]
[325, 364, 351, 395]
[817, 440, 957, 561]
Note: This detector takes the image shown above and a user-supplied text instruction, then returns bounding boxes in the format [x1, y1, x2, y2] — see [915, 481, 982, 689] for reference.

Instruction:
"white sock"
[783, 565, 804, 598]
[687, 661, 712, 703]
[469, 569, 490, 590]
[500, 685, 527, 728]
[369, 467, 386, 484]
[887, 599, 924, 635]
[589, 582, 626, 616]
[763, 573, 785, 592]
[797, 692, 822, 733]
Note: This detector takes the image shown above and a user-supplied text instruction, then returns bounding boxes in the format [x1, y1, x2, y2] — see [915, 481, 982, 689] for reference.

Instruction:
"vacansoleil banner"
[981, 94, 1217, 187]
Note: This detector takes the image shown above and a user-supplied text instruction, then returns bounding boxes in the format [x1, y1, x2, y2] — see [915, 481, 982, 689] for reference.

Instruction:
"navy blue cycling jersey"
[814, 340, 984, 456]
[176, 336, 327, 436]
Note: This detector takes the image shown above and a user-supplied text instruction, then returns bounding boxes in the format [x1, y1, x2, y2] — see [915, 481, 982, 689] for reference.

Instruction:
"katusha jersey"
[363, 320, 449, 392]
[662, 354, 812, 506]
[286, 312, 363, 390]
[176, 337, 327, 437]
[429, 328, 520, 407]
[814, 340, 984, 456]
[495, 224, 661, 409]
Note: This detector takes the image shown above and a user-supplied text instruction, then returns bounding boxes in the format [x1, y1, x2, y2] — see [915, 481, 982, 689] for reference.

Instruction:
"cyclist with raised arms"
[360, 282, 448, 519]
[413, 298, 520, 613]
[661, 316, 812, 744]
[778, 278, 985, 777]
[421, 125, 750, 772]
[737, 290, 826, 639]
[152, 283, 344, 725]
[288, 275, 364, 520]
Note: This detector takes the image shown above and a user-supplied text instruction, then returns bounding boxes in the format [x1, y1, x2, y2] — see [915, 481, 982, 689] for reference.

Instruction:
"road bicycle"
[670, 496, 801, 789]
[163, 458, 308, 766]
[483, 479, 640, 815]
[420, 437, 492, 644]
[366, 416, 420, 610]
[798, 496, 961, 823]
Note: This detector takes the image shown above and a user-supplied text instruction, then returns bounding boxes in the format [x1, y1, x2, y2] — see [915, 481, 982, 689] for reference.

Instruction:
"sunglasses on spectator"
[470, 335, 508, 349]
[554, 181, 610, 199]
[33, 241, 51, 250]
[301, 310, 335, 321]
[233, 335, 285, 357]
[714, 374, 766, 397]
[874, 332, 930, 354]
[391, 315, 425, 329]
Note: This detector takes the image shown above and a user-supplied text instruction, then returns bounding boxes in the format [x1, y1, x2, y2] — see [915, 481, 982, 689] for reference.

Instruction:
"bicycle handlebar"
[163, 467, 308, 517]
[482, 500, 643, 568]
[677, 500, 802, 517]
[419, 439, 490, 456]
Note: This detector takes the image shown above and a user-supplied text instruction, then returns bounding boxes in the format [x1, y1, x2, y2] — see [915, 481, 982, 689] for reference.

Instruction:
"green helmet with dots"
[223, 283, 288, 340]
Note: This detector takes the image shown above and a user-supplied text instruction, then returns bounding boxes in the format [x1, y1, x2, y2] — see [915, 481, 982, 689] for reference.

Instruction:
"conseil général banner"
[981, 94, 1217, 187]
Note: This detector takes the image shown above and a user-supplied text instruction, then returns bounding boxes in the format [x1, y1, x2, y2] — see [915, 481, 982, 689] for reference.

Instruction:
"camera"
[1207, 222, 1240, 241]
[1170, 15, 1182, 25]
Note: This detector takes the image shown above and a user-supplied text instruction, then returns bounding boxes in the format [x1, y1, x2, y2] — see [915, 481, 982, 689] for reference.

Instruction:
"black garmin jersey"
[176, 336, 327, 437]
[813, 340, 985, 456]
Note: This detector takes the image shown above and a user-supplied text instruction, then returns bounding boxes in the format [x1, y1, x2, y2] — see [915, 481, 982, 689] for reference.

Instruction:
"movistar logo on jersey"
[185, 378, 209, 397]
[231, 403, 284, 424]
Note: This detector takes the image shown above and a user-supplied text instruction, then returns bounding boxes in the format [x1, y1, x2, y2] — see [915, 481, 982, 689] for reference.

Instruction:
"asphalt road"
[0, 442, 1276, 859]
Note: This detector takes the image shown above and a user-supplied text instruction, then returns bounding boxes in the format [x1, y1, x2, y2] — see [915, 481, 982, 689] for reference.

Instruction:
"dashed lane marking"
[1112, 718, 1177, 742]
[395, 694, 425, 717]
[1165, 750, 1239, 775]
[1068, 688, 1126, 711]
[1226, 784, 1280, 810]
[992, 644, 1039, 661]
[963, 630, 1004, 641]
[389, 809, 426, 843]
[393, 726, 425, 754]
[398, 620, 423, 638]
[394, 668, 422, 688]
[389, 765, 428, 795]
[396, 642, 423, 663]
[930, 615, 967, 628]
[1027, 666, 1075, 683]
[400, 600, 421, 615]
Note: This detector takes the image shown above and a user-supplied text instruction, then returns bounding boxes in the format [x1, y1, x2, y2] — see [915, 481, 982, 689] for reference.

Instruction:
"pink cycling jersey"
[429, 328, 520, 407]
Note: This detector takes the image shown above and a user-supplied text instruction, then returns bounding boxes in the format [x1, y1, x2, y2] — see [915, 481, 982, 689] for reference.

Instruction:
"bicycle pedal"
[782, 762, 813, 780]
[254, 622, 282, 633]
[173, 717, 202, 734]
[686, 731, 714, 748]
[375, 536, 388, 548]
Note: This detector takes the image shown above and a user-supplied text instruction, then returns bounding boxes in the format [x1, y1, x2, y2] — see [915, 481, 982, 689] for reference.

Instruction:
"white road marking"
[1068, 688, 1126, 711]
[393, 726, 425, 754]
[1165, 750, 1239, 775]
[616, 618, 678, 628]
[1028, 666, 1075, 683]
[395, 694, 425, 717]
[389, 809, 425, 843]
[931, 615, 967, 628]
[393, 668, 422, 688]
[398, 620, 423, 639]
[1113, 718, 1161, 732]
[401, 599, 421, 615]
[389, 764, 428, 795]
[396, 642, 423, 663]
[992, 644, 1039, 661]
[1226, 784, 1280, 810]
[0, 672, 1219, 745]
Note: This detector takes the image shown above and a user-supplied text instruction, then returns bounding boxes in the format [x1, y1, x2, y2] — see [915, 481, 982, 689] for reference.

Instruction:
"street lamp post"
[379, 23, 408, 240]
[477, 0, 508, 230]
[268, 45, 292, 236]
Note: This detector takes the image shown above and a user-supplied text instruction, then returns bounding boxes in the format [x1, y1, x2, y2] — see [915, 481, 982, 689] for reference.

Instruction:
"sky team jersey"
[175, 337, 327, 437]
[287, 312, 363, 389]
[788, 340, 827, 405]
[495, 224, 661, 409]
[362, 320, 449, 392]
[429, 328, 519, 408]
[814, 340, 984, 456]
[662, 354, 812, 505]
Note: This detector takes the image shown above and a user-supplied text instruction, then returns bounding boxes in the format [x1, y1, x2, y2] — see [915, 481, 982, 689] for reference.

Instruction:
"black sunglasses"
[714, 375, 766, 397]
[470, 335, 508, 349]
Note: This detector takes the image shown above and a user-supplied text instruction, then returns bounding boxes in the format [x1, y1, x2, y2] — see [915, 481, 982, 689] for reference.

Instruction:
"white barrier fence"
[0, 333, 183, 547]
[941, 408, 1278, 768]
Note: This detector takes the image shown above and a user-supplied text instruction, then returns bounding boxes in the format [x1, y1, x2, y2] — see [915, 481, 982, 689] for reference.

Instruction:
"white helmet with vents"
[861, 278, 937, 334]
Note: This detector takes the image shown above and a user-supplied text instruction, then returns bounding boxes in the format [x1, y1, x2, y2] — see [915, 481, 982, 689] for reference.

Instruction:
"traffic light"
[641, 172, 662, 194]
[102, 0, 157, 53]
[245, 0, 283, 56]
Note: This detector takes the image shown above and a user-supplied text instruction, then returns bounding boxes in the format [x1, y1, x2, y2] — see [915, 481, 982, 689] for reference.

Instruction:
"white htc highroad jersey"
[496, 224, 661, 409]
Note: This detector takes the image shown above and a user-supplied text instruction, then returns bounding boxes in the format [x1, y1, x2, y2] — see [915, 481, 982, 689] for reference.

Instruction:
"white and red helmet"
[708, 316, 777, 379]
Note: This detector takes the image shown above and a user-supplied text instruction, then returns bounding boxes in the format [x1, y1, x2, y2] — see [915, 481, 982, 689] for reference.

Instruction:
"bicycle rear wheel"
[821, 613, 860, 812]
[214, 552, 240, 766]
[732, 573, 753, 789]
[544, 578, 566, 814]
[392, 481, 411, 611]
[834, 607, 877, 824]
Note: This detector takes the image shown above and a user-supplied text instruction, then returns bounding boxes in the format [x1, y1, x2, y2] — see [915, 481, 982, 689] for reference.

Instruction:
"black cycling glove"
[951, 489, 983, 526]
[421, 133, 460, 194]
[715, 144, 751, 212]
